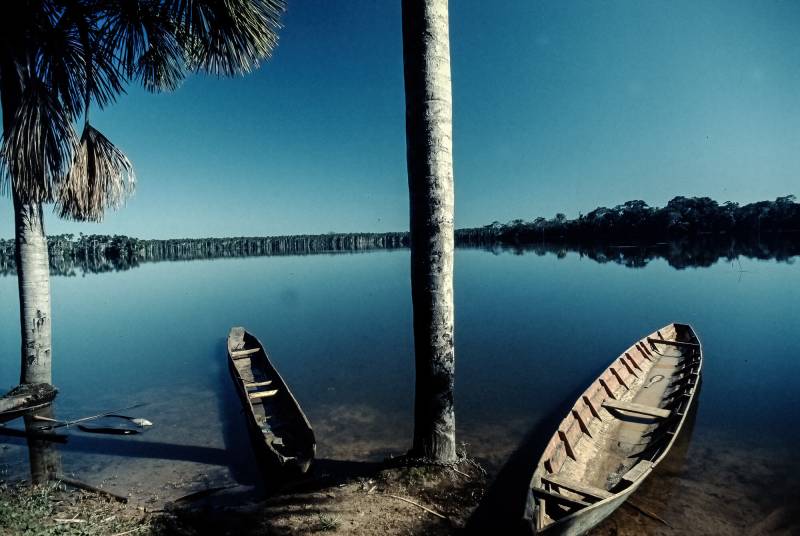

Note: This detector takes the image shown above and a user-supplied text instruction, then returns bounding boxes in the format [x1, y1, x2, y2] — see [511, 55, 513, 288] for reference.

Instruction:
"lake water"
[1, 247, 798, 533]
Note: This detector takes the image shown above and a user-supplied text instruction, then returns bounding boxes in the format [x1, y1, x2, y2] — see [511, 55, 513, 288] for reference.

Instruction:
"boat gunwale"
[531, 322, 703, 533]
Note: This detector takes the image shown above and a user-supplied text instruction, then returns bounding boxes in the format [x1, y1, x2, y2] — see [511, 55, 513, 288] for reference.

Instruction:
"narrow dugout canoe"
[526, 323, 702, 535]
[0, 383, 58, 423]
[227, 327, 315, 474]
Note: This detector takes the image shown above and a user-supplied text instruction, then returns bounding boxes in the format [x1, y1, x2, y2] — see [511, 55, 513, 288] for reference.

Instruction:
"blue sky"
[2, 0, 799, 239]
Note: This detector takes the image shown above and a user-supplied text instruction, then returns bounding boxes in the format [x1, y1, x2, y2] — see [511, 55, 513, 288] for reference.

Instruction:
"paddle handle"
[31, 415, 60, 423]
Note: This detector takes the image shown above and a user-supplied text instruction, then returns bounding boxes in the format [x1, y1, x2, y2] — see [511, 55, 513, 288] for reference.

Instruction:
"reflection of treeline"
[466, 234, 800, 270]
[456, 196, 800, 243]
[0, 233, 409, 276]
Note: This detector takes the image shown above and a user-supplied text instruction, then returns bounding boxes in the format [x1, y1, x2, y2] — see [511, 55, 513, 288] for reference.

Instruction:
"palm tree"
[0, 1, 285, 385]
[401, 0, 457, 463]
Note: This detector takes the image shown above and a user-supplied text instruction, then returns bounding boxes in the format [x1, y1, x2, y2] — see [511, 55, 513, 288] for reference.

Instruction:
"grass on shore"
[0, 480, 147, 536]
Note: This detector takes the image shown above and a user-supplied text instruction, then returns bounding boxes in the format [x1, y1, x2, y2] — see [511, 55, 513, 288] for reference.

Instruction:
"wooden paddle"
[32, 403, 149, 430]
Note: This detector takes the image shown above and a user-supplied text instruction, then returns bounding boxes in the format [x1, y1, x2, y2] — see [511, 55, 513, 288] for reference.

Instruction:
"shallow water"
[1, 248, 798, 531]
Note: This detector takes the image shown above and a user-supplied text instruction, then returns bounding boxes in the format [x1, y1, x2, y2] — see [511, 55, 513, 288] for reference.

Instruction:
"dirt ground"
[0, 460, 489, 536]
[3, 422, 799, 535]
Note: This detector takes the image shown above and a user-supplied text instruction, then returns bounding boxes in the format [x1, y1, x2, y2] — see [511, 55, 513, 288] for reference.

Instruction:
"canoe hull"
[528, 322, 702, 535]
[227, 327, 316, 477]
[0, 383, 58, 424]
[532, 470, 644, 535]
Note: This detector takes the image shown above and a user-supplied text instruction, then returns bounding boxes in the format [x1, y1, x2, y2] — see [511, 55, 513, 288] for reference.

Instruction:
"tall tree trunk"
[13, 193, 53, 385]
[3, 56, 52, 385]
[402, 0, 457, 463]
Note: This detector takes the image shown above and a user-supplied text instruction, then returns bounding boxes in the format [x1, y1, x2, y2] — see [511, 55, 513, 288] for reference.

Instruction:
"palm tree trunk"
[402, 0, 457, 463]
[13, 193, 53, 385]
[2, 56, 52, 385]
[25, 405, 62, 484]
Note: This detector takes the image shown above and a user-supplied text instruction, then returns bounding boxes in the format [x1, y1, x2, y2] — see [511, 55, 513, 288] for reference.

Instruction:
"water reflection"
[1, 243, 798, 530]
[0, 234, 797, 276]
[466, 234, 800, 270]
[0, 233, 408, 276]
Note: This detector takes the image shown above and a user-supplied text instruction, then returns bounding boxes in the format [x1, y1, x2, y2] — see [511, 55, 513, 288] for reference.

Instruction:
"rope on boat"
[643, 374, 664, 389]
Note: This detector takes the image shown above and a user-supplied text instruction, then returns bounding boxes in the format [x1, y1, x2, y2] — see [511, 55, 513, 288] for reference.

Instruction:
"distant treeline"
[456, 195, 800, 244]
[0, 233, 409, 276]
[0, 196, 797, 275]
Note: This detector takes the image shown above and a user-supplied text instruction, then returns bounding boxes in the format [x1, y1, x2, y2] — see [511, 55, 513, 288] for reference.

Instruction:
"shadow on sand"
[465, 384, 585, 536]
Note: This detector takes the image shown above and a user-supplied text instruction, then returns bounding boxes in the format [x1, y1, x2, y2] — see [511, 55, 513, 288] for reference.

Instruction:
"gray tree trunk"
[402, 0, 457, 463]
[25, 405, 62, 484]
[13, 193, 53, 385]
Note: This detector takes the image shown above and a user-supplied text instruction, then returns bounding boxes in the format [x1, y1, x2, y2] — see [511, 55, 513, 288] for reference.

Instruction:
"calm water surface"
[1, 249, 798, 531]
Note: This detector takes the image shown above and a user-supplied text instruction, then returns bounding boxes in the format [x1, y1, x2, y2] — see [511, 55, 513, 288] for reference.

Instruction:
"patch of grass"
[0, 480, 145, 536]
[317, 512, 341, 531]
[0, 481, 61, 535]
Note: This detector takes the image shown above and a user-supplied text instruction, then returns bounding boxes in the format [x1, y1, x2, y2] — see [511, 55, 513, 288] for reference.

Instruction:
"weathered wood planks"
[231, 347, 261, 359]
[602, 399, 671, 419]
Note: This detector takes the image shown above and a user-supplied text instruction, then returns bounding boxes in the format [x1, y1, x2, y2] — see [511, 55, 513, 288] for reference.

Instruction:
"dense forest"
[1, 196, 797, 275]
[456, 195, 800, 244]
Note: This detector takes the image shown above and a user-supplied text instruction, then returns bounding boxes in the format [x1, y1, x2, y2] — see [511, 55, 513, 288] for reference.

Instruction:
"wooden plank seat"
[602, 399, 671, 419]
[245, 380, 273, 388]
[620, 460, 654, 485]
[647, 337, 699, 349]
[231, 347, 261, 359]
[531, 486, 591, 508]
[249, 389, 279, 399]
[541, 474, 612, 501]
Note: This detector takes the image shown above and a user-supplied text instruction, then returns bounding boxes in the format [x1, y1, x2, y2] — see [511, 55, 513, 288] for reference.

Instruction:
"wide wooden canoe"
[227, 327, 316, 474]
[527, 323, 702, 535]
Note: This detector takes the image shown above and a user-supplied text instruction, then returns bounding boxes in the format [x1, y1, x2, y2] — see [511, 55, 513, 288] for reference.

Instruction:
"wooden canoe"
[227, 327, 316, 474]
[527, 323, 702, 535]
[0, 383, 58, 423]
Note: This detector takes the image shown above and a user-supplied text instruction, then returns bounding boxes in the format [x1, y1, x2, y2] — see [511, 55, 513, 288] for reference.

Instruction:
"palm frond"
[169, 0, 286, 76]
[136, 31, 186, 92]
[101, 0, 161, 77]
[0, 79, 78, 203]
[99, 0, 187, 92]
[56, 122, 135, 222]
[35, 3, 89, 120]
[85, 31, 128, 108]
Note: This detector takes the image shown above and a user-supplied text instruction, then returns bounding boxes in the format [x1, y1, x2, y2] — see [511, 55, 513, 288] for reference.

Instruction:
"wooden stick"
[31, 415, 60, 423]
[386, 494, 447, 519]
[39, 403, 145, 430]
[624, 500, 673, 528]
[110, 527, 146, 536]
[451, 467, 470, 479]
[55, 476, 128, 503]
